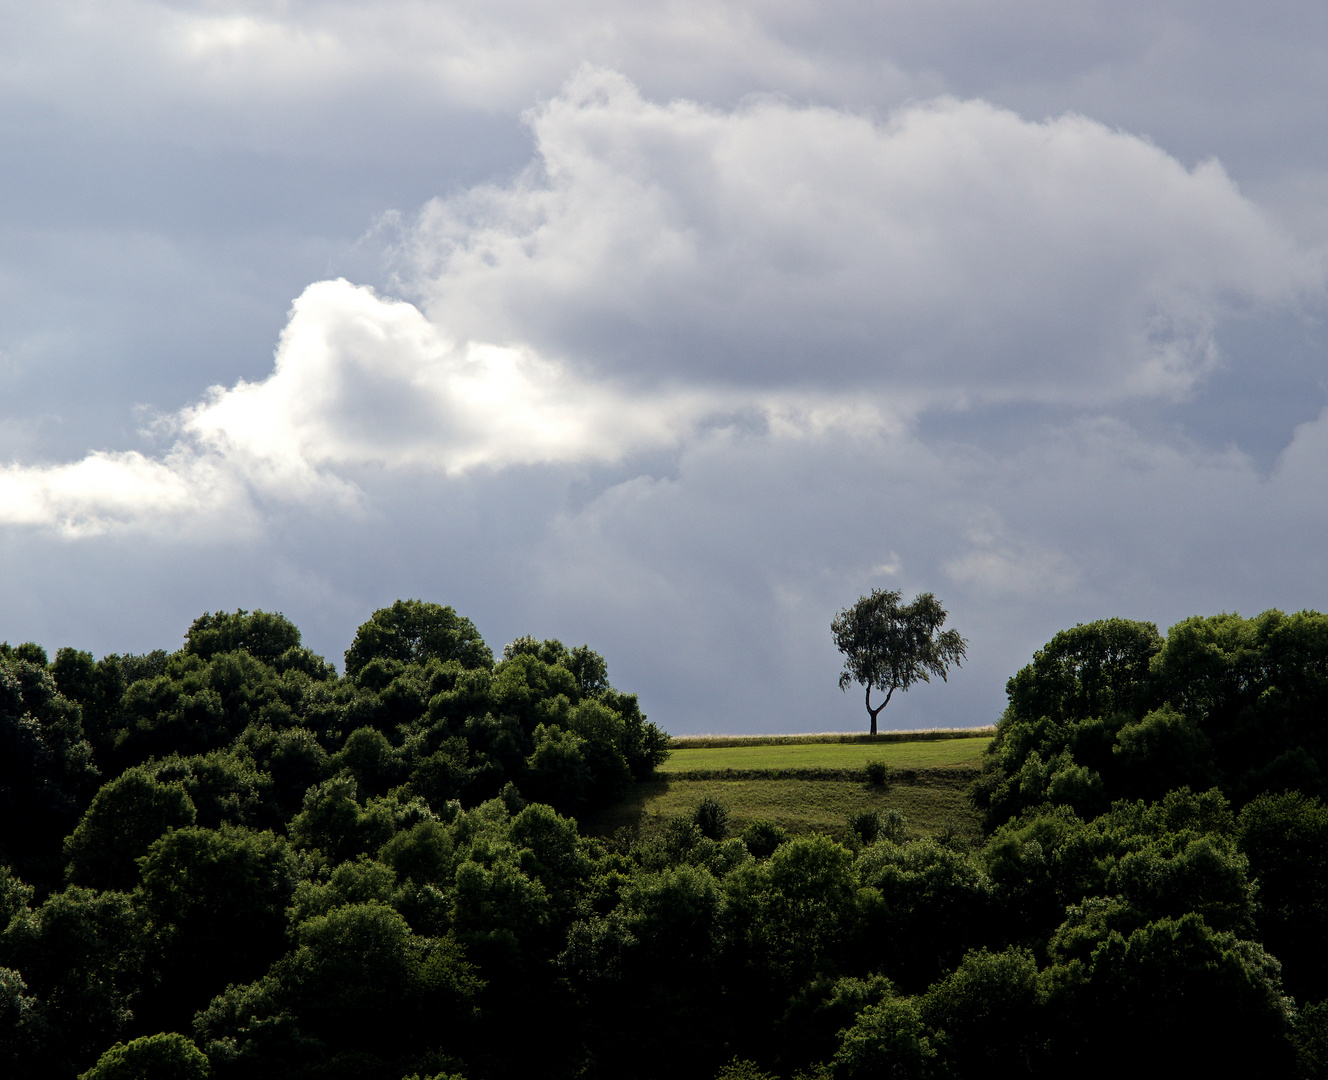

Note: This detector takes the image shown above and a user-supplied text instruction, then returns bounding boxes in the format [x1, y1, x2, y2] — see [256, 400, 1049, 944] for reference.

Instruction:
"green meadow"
[659, 733, 990, 773]
[586, 731, 992, 842]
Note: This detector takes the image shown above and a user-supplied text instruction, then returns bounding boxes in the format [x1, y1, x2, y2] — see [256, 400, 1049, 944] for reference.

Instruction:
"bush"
[847, 810, 906, 847]
[741, 819, 788, 859]
[847, 811, 882, 846]
[693, 796, 730, 841]
[865, 760, 889, 787]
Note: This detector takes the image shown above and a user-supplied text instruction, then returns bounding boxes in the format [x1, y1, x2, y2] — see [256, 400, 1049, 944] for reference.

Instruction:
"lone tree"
[832, 589, 968, 735]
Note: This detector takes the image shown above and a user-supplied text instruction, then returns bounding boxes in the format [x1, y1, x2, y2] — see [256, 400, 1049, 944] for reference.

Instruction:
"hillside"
[6, 607, 1328, 1079]
[588, 732, 991, 842]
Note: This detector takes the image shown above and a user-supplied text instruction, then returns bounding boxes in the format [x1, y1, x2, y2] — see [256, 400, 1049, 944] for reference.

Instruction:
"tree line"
[3, 605, 1328, 1077]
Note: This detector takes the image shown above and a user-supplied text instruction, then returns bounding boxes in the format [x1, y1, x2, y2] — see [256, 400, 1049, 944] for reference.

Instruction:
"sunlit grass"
[659, 735, 990, 773]
[587, 774, 982, 843]
[584, 732, 990, 843]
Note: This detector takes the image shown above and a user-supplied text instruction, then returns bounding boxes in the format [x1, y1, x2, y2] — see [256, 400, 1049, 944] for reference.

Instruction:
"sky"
[1, 1, 1326, 734]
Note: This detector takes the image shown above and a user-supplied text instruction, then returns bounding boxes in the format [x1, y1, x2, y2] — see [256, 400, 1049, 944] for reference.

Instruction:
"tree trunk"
[866, 683, 893, 736]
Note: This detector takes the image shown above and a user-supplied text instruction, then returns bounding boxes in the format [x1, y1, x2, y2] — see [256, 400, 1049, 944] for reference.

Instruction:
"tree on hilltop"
[832, 589, 967, 735]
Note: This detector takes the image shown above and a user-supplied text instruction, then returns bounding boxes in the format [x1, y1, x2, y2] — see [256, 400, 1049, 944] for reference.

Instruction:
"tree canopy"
[4, 603, 1328, 1079]
[831, 590, 968, 734]
[343, 601, 493, 677]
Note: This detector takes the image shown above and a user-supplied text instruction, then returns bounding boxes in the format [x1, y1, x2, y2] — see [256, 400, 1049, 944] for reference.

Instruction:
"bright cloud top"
[408, 69, 1319, 405]
[181, 277, 732, 478]
[0, 448, 248, 538]
[0, 277, 770, 535]
[0, 71, 1321, 535]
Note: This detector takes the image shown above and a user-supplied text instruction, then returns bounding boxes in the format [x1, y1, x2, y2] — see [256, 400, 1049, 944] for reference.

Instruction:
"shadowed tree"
[344, 601, 493, 678]
[184, 610, 302, 666]
[79, 1032, 209, 1080]
[832, 590, 968, 735]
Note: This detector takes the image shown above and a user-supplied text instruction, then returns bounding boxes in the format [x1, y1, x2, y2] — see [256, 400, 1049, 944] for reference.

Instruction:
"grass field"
[586, 732, 991, 843]
[659, 735, 990, 774]
[671, 728, 992, 748]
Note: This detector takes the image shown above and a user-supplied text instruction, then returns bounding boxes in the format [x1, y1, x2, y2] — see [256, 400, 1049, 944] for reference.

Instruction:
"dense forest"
[3, 604, 1328, 1078]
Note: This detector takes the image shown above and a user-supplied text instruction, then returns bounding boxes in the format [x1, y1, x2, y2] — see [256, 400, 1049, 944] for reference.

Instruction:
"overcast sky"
[2, 1, 1326, 734]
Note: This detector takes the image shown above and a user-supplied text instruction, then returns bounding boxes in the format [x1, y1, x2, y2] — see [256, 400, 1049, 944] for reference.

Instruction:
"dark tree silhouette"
[831, 590, 967, 735]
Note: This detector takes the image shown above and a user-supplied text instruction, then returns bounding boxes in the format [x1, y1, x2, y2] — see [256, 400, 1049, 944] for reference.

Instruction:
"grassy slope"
[659, 736, 989, 773]
[672, 728, 993, 748]
[587, 733, 992, 843]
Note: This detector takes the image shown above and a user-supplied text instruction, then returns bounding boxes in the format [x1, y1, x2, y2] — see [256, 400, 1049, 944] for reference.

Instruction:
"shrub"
[742, 819, 788, 859]
[865, 760, 889, 787]
[693, 796, 730, 841]
[848, 810, 906, 847]
[847, 811, 883, 846]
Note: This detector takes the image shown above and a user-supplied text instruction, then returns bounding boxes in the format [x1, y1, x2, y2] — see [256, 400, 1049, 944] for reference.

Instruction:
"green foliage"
[693, 796, 731, 841]
[976, 609, 1328, 827]
[857, 838, 993, 990]
[185, 610, 304, 669]
[1296, 1000, 1328, 1080]
[922, 947, 1044, 1074]
[0, 965, 44, 1073]
[0, 641, 49, 666]
[1005, 618, 1162, 729]
[1113, 703, 1216, 797]
[17, 602, 1328, 1079]
[503, 636, 610, 698]
[344, 601, 493, 677]
[197, 905, 480, 1078]
[379, 822, 454, 888]
[279, 902, 479, 1044]
[137, 749, 271, 830]
[507, 803, 590, 915]
[401, 1073, 466, 1080]
[831, 590, 967, 735]
[740, 819, 788, 859]
[332, 727, 405, 797]
[0, 866, 33, 928]
[138, 825, 300, 1025]
[979, 788, 1255, 950]
[288, 857, 398, 926]
[236, 725, 332, 818]
[714, 1058, 777, 1080]
[831, 995, 934, 1080]
[727, 835, 859, 990]
[2, 885, 148, 1066]
[778, 973, 896, 1073]
[51, 650, 168, 763]
[111, 649, 328, 768]
[846, 808, 905, 848]
[65, 770, 197, 891]
[1, 602, 670, 1077]
[287, 776, 397, 865]
[1068, 913, 1296, 1074]
[524, 723, 590, 815]
[0, 654, 99, 888]
[79, 1032, 209, 1080]
[1237, 790, 1328, 1001]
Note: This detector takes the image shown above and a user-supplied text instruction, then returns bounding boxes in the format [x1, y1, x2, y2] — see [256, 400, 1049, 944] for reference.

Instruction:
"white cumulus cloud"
[181, 277, 733, 478]
[402, 68, 1320, 405]
[0, 71, 1321, 541]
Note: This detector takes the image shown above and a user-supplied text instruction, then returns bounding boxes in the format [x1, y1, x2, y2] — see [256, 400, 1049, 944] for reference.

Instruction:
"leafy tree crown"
[832, 589, 968, 696]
